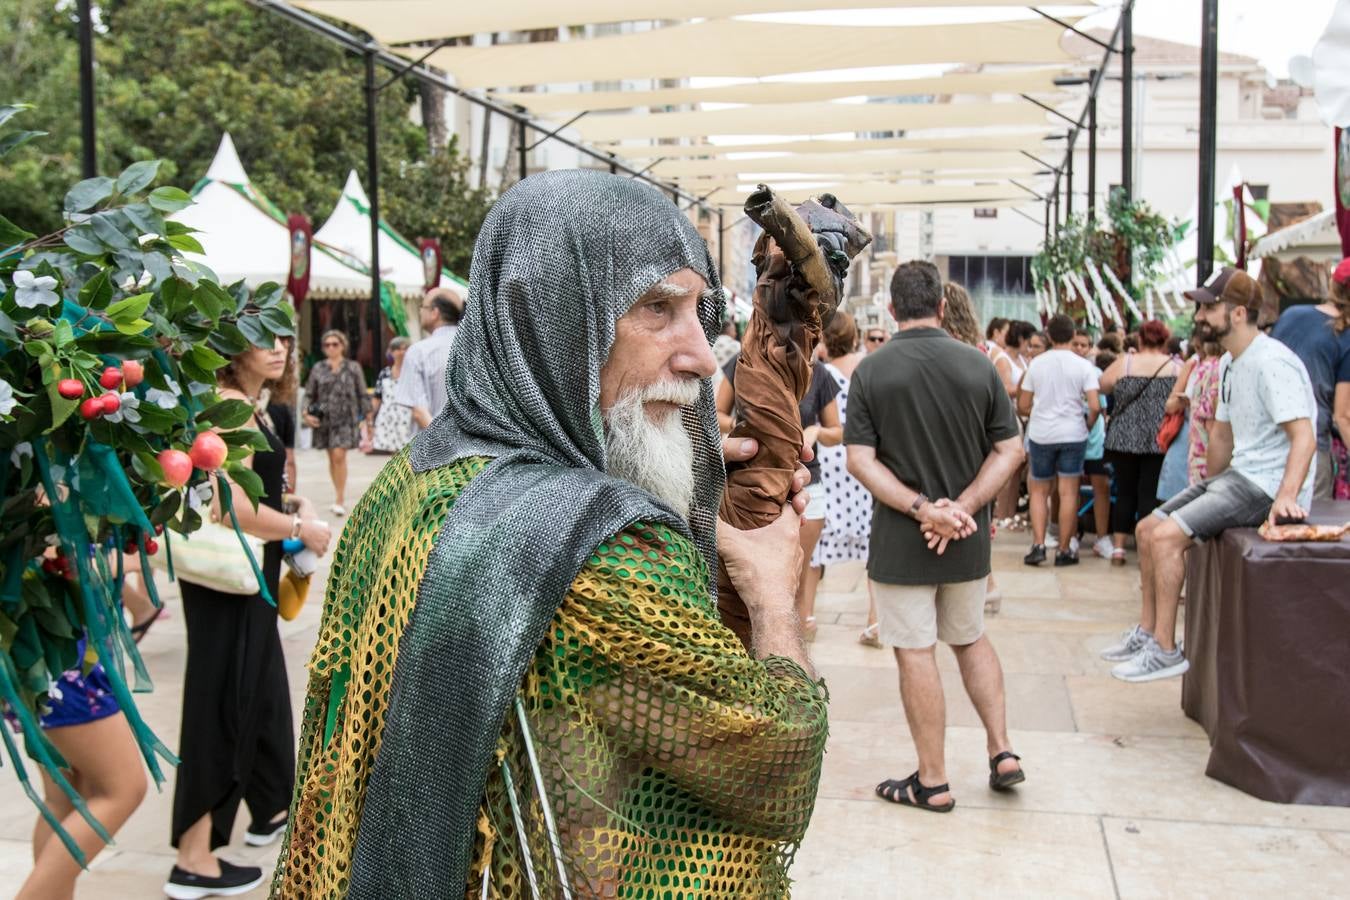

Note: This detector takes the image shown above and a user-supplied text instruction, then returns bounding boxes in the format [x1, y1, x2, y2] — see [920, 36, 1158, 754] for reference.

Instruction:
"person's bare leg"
[175, 814, 220, 877]
[1145, 518, 1192, 652]
[329, 447, 348, 507]
[16, 715, 148, 900]
[1057, 476, 1080, 548]
[1091, 475, 1111, 538]
[121, 565, 157, 629]
[795, 518, 825, 626]
[949, 636, 1020, 776]
[1028, 478, 1051, 545]
[31, 770, 75, 862]
[865, 579, 877, 630]
[894, 646, 952, 805]
[1135, 515, 1160, 634]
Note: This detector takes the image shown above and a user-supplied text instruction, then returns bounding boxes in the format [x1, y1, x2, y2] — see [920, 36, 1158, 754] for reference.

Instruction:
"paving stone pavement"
[2, 449, 1346, 898]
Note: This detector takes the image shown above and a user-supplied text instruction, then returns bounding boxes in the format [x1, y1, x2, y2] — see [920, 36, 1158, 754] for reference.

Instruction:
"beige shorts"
[872, 578, 987, 649]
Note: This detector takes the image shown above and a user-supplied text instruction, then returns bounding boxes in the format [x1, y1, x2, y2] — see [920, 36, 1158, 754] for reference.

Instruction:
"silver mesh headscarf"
[351, 170, 724, 899]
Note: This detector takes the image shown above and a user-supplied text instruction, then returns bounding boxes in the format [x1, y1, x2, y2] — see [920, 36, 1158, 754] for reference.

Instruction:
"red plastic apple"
[188, 432, 228, 471]
[99, 366, 123, 390]
[99, 392, 121, 413]
[157, 449, 193, 488]
[79, 397, 103, 420]
[122, 360, 144, 388]
[143, 538, 159, 556]
[58, 378, 85, 399]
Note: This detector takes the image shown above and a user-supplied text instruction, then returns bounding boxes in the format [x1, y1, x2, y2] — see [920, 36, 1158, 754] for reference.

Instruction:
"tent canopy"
[313, 170, 469, 302]
[174, 133, 372, 300]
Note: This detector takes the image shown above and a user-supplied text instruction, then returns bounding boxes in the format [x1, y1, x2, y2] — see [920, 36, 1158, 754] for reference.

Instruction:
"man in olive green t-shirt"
[845, 260, 1026, 813]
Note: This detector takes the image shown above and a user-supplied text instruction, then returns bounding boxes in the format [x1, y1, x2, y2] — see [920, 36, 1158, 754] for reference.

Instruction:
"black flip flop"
[989, 751, 1025, 791]
[875, 772, 955, 813]
[130, 607, 165, 645]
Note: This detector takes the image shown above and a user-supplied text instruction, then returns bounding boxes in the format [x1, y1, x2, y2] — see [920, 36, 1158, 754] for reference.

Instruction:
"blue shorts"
[1027, 439, 1087, 481]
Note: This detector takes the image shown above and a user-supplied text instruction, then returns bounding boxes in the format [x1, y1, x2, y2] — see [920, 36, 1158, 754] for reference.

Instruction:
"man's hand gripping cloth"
[269, 171, 829, 899]
[718, 186, 871, 648]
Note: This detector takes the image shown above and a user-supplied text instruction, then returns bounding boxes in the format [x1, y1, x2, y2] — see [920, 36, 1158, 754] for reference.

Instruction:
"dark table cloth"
[1182, 499, 1350, 806]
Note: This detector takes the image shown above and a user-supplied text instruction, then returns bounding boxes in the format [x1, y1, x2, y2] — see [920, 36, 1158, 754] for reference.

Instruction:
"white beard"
[603, 380, 700, 520]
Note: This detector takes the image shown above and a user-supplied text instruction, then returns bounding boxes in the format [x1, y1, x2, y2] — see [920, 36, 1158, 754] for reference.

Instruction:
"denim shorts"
[1027, 439, 1087, 481]
[1154, 468, 1272, 542]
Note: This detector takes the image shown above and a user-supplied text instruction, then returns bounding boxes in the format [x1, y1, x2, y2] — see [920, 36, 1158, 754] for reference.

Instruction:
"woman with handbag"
[1098, 320, 1181, 566]
[303, 329, 370, 516]
[166, 337, 332, 900]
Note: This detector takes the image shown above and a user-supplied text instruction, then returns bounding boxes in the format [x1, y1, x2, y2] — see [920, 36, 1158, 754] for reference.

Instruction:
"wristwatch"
[291, 514, 303, 540]
[910, 493, 930, 519]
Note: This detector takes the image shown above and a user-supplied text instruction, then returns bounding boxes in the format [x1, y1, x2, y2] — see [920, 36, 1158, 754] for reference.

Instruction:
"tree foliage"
[0, 0, 490, 273]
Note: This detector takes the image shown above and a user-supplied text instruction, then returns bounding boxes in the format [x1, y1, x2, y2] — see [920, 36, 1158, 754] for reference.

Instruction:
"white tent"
[173, 133, 372, 299]
[313, 170, 469, 303]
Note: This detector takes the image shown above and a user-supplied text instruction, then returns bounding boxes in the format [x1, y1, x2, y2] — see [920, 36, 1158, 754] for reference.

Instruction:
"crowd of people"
[14, 165, 1350, 897]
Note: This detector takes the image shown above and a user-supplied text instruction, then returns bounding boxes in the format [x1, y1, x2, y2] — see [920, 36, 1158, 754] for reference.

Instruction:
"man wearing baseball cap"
[1102, 267, 1316, 683]
[1270, 257, 1350, 499]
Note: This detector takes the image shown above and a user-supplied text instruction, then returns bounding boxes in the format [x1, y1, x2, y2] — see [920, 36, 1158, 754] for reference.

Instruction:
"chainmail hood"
[351, 170, 725, 898]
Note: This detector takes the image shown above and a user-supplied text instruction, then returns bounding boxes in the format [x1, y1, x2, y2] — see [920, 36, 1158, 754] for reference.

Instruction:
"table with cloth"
[1182, 499, 1350, 806]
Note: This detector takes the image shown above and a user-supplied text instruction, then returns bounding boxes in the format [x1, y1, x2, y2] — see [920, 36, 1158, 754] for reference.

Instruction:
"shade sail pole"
[1196, 0, 1219, 284]
[1087, 74, 1098, 227]
[365, 48, 384, 371]
[77, 0, 97, 178]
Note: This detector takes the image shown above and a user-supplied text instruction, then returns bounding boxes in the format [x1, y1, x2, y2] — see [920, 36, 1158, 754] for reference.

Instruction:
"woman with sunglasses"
[303, 330, 371, 516]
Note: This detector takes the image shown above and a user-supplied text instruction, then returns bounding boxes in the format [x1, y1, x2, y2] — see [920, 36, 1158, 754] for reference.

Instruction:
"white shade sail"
[313, 170, 469, 301]
[714, 181, 1040, 206]
[573, 99, 1050, 143]
[415, 18, 1078, 89]
[296, 0, 1085, 46]
[606, 132, 1056, 160]
[650, 150, 1042, 179]
[174, 134, 373, 299]
[497, 68, 1066, 115]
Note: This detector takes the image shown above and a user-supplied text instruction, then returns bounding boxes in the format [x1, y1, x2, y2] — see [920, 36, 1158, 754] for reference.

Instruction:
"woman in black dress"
[166, 337, 332, 899]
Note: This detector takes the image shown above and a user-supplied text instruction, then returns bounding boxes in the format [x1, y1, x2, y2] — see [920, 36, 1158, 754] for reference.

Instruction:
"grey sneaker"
[1111, 639, 1190, 683]
[1100, 624, 1152, 662]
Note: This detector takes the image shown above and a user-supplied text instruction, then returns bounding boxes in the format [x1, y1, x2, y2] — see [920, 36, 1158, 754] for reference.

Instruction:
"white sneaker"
[1069, 536, 1080, 555]
[1092, 536, 1115, 559]
[1046, 534, 1060, 549]
[1111, 639, 1190, 683]
[1100, 624, 1152, 662]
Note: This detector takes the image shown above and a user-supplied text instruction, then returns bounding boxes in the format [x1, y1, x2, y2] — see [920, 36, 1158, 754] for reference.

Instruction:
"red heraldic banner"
[1337, 128, 1350, 258]
[418, 238, 442, 294]
[287, 214, 313, 306]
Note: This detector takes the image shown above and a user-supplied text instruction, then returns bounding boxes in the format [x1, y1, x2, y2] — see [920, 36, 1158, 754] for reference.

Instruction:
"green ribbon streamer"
[215, 472, 274, 607]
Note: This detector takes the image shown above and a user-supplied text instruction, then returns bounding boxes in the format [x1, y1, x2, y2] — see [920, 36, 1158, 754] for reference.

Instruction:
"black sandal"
[130, 607, 165, 645]
[875, 772, 955, 813]
[989, 751, 1025, 791]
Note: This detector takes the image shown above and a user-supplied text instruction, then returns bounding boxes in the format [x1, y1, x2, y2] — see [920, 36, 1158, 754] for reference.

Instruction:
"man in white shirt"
[1105, 268, 1316, 683]
[1017, 314, 1101, 566]
[396, 287, 463, 431]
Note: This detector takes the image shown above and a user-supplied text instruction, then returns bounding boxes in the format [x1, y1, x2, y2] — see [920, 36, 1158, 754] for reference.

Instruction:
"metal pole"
[1066, 131, 1075, 221]
[1053, 184, 1061, 238]
[1196, 0, 1219, 284]
[1087, 71, 1098, 226]
[1121, 2, 1134, 205]
[517, 109, 528, 181]
[1044, 199, 1051, 245]
[717, 209, 725, 279]
[365, 49, 384, 373]
[77, 0, 97, 178]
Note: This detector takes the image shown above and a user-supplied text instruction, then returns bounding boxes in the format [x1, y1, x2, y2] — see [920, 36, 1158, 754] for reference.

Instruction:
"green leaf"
[198, 399, 255, 430]
[116, 160, 161, 195]
[122, 202, 165, 236]
[0, 130, 46, 158]
[105, 292, 153, 322]
[164, 221, 198, 236]
[0, 212, 35, 249]
[193, 281, 232, 320]
[90, 212, 136, 250]
[259, 307, 295, 337]
[206, 322, 250, 356]
[22, 339, 52, 358]
[64, 177, 116, 213]
[149, 490, 182, 526]
[44, 379, 78, 432]
[147, 186, 192, 213]
[78, 270, 114, 310]
[131, 451, 165, 484]
[220, 429, 272, 452]
[63, 227, 103, 255]
[187, 344, 229, 371]
[166, 233, 205, 255]
[0, 104, 32, 128]
[51, 319, 74, 349]
[237, 314, 268, 348]
[225, 464, 265, 504]
[113, 317, 152, 335]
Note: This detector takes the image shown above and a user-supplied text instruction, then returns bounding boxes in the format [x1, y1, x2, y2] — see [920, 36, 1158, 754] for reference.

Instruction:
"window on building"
[973, 208, 998, 219]
[946, 255, 1034, 297]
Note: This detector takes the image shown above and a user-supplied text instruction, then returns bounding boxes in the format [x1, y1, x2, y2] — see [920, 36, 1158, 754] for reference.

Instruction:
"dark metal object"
[365, 49, 383, 371]
[1065, 130, 1074, 219]
[1087, 75, 1098, 226]
[1019, 150, 1061, 174]
[1122, 2, 1135, 204]
[1197, 0, 1218, 284]
[525, 111, 589, 152]
[77, 0, 97, 178]
[1020, 93, 1079, 128]
[1031, 7, 1117, 52]
[717, 209, 725, 279]
[517, 106, 528, 180]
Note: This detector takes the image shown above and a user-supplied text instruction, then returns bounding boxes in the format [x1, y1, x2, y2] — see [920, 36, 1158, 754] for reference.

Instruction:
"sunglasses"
[866, 335, 886, 343]
[323, 341, 341, 348]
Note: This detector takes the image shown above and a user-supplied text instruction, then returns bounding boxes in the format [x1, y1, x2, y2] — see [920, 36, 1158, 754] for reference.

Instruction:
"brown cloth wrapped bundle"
[718, 186, 871, 648]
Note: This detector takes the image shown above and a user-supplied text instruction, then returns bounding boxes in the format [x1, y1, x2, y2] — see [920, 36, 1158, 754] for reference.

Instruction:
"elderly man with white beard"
[272, 171, 829, 900]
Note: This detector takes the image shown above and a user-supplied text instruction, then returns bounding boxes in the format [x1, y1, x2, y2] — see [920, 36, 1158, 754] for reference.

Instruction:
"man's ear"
[936, 296, 947, 323]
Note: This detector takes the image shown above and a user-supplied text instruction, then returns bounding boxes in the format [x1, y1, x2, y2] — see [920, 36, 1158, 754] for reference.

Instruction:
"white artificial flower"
[138, 270, 153, 287]
[11, 270, 59, 309]
[120, 274, 137, 291]
[103, 391, 140, 424]
[145, 386, 179, 409]
[188, 480, 214, 512]
[0, 379, 15, 416]
[137, 233, 159, 246]
[10, 442, 32, 466]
